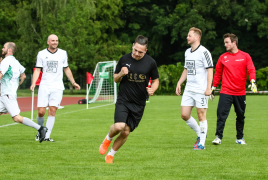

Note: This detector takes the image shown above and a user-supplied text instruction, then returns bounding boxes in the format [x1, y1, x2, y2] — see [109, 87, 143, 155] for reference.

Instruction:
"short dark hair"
[223, 33, 238, 46]
[134, 35, 148, 48]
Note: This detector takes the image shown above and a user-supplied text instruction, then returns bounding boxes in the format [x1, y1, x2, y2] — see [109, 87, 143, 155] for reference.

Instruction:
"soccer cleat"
[193, 143, 205, 150]
[105, 155, 113, 163]
[44, 138, 55, 142]
[99, 137, 111, 155]
[38, 126, 47, 143]
[193, 137, 200, 148]
[35, 133, 39, 141]
[236, 138, 246, 145]
[212, 136, 221, 145]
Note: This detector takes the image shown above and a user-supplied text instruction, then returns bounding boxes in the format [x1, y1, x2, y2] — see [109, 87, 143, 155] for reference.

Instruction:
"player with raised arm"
[0, 42, 47, 143]
[30, 34, 80, 142]
[99, 35, 159, 163]
[176, 27, 213, 150]
[211, 33, 256, 145]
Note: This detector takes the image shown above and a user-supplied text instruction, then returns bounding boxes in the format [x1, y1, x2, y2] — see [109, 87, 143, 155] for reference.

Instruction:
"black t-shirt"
[115, 53, 159, 106]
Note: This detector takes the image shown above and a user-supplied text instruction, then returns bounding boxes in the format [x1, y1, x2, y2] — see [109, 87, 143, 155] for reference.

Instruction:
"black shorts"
[114, 101, 145, 132]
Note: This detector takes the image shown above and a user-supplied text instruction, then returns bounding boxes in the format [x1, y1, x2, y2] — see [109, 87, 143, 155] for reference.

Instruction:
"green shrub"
[156, 62, 185, 95]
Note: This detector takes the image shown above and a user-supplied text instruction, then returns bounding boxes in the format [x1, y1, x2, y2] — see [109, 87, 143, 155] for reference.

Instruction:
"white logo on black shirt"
[126, 64, 131, 68]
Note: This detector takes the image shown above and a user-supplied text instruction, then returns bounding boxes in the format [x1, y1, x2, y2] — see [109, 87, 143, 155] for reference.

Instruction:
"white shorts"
[0, 95, 20, 117]
[181, 91, 208, 108]
[37, 87, 63, 108]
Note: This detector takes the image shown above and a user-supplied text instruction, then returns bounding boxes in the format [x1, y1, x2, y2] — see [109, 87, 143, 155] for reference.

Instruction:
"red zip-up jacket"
[213, 50, 256, 96]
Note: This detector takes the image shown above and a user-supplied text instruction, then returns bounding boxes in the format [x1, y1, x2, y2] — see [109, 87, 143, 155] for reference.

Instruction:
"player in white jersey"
[0, 42, 47, 143]
[175, 27, 213, 150]
[30, 34, 80, 142]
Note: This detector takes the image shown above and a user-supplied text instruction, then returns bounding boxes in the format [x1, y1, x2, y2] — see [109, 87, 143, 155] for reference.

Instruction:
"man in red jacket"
[211, 33, 257, 145]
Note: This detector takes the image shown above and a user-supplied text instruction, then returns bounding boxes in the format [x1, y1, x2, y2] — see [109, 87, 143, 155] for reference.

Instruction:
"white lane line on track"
[0, 103, 114, 128]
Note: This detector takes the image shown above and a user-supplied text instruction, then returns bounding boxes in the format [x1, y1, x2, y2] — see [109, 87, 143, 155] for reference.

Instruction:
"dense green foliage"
[1, 0, 268, 90]
[157, 63, 268, 94]
[0, 96, 267, 179]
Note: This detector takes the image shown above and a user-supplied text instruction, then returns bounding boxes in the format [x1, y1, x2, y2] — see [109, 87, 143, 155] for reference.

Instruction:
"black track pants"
[215, 93, 246, 139]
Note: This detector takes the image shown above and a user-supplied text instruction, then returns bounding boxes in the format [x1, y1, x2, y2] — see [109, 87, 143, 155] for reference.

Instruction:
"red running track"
[17, 97, 85, 112]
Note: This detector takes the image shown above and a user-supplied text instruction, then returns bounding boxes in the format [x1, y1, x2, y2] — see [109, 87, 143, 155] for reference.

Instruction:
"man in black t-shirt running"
[99, 35, 159, 163]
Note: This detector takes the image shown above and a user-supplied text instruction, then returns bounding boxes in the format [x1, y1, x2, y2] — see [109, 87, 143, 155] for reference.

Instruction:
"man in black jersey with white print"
[99, 35, 159, 163]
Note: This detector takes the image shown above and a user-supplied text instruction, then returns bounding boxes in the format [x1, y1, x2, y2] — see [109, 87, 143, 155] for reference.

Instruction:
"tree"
[16, 0, 130, 77]
[0, 0, 18, 47]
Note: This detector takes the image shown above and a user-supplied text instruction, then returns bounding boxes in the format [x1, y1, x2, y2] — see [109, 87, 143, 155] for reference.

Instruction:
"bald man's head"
[47, 34, 58, 41]
[47, 34, 59, 51]
[2, 42, 16, 57]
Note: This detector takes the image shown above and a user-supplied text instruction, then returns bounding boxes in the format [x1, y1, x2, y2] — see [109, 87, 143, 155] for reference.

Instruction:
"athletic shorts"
[0, 95, 20, 117]
[114, 101, 145, 132]
[181, 90, 208, 108]
[37, 87, 63, 108]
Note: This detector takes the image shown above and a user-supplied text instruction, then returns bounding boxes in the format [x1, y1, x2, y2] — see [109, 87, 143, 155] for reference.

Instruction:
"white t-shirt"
[36, 48, 68, 90]
[0, 55, 25, 96]
[184, 45, 213, 94]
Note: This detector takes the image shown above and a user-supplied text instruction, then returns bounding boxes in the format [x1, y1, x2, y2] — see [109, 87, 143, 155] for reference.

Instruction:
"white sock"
[36, 115, 44, 126]
[45, 116, 55, 139]
[106, 133, 113, 141]
[107, 148, 117, 156]
[186, 116, 201, 137]
[22, 117, 41, 130]
[199, 120, 208, 146]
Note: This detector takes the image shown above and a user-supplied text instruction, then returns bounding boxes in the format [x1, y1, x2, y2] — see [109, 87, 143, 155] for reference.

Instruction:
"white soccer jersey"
[36, 48, 68, 90]
[184, 45, 213, 94]
[0, 55, 25, 96]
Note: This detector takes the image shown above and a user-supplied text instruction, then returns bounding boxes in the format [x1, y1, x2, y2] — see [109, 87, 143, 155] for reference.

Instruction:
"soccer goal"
[86, 61, 117, 108]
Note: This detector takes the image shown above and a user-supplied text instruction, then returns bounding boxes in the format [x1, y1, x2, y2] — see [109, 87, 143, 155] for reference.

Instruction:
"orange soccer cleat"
[99, 137, 111, 155]
[105, 155, 113, 163]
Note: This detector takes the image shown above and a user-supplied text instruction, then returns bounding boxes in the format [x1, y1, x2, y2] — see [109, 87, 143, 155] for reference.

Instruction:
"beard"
[2, 51, 6, 58]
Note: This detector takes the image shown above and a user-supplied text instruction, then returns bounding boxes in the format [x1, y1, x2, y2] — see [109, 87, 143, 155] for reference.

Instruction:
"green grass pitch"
[0, 96, 267, 179]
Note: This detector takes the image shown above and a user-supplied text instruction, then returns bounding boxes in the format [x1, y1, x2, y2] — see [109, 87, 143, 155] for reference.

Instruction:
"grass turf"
[0, 96, 267, 179]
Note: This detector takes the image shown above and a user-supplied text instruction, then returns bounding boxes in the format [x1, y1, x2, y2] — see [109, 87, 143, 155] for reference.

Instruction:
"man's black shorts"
[114, 100, 145, 132]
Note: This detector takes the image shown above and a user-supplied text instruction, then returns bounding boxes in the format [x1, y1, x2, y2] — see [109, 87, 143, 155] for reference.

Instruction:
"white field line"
[0, 103, 114, 128]
[0, 123, 18, 128]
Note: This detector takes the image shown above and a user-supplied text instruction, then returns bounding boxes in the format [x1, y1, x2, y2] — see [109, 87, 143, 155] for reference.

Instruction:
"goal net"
[86, 61, 117, 108]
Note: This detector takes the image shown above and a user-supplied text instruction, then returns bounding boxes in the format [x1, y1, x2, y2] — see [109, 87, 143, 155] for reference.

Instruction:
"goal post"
[86, 61, 117, 109]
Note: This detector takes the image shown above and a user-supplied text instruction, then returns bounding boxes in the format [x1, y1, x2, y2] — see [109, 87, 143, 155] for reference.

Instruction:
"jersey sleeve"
[184, 51, 187, 69]
[202, 49, 213, 69]
[36, 52, 43, 68]
[0, 59, 10, 75]
[114, 57, 122, 74]
[63, 51, 68, 68]
[149, 60, 159, 80]
[19, 63, 26, 74]
[246, 53, 256, 81]
[213, 56, 223, 87]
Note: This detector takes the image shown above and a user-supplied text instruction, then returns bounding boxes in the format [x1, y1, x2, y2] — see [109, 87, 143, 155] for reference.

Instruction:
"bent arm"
[113, 73, 123, 83]
[151, 78, 159, 93]
[113, 67, 128, 83]
[19, 73, 26, 86]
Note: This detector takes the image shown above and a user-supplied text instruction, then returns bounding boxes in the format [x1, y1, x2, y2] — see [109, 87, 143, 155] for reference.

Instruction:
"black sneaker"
[38, 126, 47, 143]
[44, 138, 55, 142]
